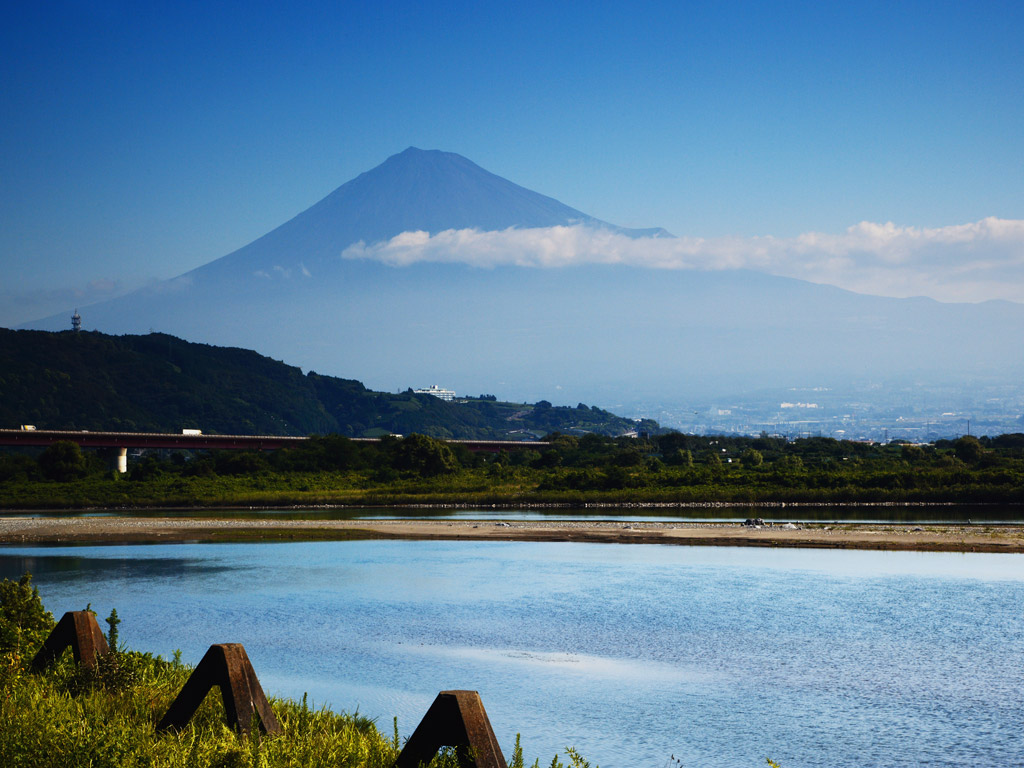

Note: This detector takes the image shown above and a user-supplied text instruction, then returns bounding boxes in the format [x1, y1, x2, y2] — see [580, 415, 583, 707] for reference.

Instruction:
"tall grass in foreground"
[1, 649, 399, 768]
[0, 650, 604, 768]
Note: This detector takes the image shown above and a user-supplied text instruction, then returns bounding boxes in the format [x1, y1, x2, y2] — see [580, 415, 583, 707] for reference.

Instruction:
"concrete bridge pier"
[117, 447, 127, 474]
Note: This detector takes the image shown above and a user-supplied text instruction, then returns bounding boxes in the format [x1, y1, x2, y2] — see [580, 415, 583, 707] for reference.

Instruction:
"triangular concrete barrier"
[31, 610, 110, 671]
[156, 643, 281, 735]
[395, 689, 507, 768]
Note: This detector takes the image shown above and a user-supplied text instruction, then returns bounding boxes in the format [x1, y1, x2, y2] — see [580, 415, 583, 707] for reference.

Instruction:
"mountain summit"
[200, 147, 669, 277]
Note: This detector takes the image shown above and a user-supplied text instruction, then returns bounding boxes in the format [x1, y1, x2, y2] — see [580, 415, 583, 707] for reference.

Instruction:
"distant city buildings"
[413, 384, 456, 401]
[620, 382, 1024, 442]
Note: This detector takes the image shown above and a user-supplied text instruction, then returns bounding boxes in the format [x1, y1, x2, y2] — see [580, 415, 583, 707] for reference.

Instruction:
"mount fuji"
[20, 148, 1024, 405]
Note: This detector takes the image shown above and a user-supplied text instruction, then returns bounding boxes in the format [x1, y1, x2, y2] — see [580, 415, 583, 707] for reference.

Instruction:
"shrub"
[393, 434, 459, 476]
[741, 448, 764, 468]
[0, 573, 55, 659]
[38, 441, 88, 481]
[954, 435, 984, 463]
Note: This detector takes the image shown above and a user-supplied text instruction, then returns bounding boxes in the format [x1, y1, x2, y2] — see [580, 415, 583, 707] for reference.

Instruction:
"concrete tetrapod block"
[31, 610, 110, 671]
[395, 690, 507, 768]
[156, 643, 281, 736]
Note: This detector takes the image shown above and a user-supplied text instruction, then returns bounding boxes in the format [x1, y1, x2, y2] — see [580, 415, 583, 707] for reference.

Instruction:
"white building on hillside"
[413, 384, 456, 401]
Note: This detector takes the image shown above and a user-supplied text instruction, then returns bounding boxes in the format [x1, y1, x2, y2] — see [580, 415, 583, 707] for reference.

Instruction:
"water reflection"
[0, 553, 236, 582]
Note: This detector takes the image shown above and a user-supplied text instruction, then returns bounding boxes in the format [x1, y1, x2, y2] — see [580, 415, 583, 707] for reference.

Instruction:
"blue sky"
[3, 0, 1023, 324]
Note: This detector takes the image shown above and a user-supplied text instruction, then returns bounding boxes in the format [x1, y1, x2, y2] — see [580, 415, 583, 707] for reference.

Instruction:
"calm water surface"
[4, 503, 1023, 523]
[2, 540, 1022, 768]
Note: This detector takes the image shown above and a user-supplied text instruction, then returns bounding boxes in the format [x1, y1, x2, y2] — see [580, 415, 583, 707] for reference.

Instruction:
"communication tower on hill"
[71, 309, 81, 332]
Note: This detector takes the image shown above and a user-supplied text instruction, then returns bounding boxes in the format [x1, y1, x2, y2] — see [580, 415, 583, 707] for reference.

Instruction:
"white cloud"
[341, 217, 1024, 303]
[255, 264, 313, 279]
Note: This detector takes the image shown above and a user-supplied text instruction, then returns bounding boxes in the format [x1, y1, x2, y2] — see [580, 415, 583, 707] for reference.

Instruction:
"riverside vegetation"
[0, 574, 600, 768]
[1, 431, 1022, 509]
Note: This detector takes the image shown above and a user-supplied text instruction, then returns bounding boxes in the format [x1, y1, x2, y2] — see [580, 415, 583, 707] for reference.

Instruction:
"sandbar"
[1, 516, 1023, 553]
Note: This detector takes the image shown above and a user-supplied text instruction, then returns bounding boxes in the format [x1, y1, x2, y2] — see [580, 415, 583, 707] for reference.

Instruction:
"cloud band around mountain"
[341, 217, 1024, 304]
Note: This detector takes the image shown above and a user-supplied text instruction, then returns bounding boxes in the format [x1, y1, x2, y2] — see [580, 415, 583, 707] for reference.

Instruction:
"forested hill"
[0, 330, 658, 440]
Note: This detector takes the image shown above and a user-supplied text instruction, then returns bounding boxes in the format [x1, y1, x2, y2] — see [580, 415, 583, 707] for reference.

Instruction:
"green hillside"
[0, 330, 658, 439]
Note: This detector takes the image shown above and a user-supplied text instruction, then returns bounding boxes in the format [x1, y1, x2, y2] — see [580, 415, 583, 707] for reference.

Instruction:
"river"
[2, 539, 1022, 767]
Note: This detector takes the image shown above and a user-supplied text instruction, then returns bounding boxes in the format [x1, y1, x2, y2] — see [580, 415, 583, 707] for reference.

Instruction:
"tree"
[773, 455, 804, 472]
[544, 432, 579, 450]
[214, 450, 269, 475]
[317, 434, 362, 471]
[613, 444, 645, 466]
[105, 608, 121, 650]
[665, 448, 693, 467]
[657, 432, 693, 455]
[0, 574, 55, 658]
[0, 454, 41, 482]
[741, 448, 764, 468]
[38, 440, 88, 481]
[393, 434, 459, 476]
[954, 435, 983, 463]
[901, 444, 926, 463]
[510, 449, 541, 467]
[129, 454, 165, 481]
[534, 450, 563, 469]
[603, 466, 640, 490]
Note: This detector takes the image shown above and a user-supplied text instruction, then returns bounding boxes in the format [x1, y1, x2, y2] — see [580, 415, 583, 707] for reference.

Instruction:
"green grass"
[0, 646, 407, 768]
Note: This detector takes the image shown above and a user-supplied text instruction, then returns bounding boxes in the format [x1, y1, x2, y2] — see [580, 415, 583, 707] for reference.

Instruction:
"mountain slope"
[0, 329, 654, 438]
[193, 146, 671, 278]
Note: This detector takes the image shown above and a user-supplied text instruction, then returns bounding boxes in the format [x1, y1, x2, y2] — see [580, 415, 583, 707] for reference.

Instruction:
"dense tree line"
[2, 432, 1022, 507]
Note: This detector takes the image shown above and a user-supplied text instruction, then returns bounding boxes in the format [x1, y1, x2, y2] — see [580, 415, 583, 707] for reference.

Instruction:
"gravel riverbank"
[1, 516, 1022, 553]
